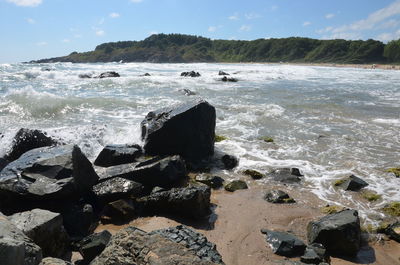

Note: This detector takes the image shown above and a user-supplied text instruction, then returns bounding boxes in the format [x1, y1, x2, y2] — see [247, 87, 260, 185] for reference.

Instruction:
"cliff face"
[32, 33, 388, 64]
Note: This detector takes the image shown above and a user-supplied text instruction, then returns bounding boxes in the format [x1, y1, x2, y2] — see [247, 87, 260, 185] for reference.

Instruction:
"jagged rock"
[221, 154, 238, 169]
[94, 144, 142, 167]
[152, 225, 224, 264]
[307, 209, 361, 256]
[39, 258, 72, 265]
[78, 230, 112, 263]
[0, 157, 8, 171]
[97, 72, 120, 78]
[141, 73, 151, 76]
[218, 71, 229, 76]
[0, 212, 42, 265]
[101, 199, 136, 224]
[261, 229, 306, 257]
[243, 169, 264, 180]
[221, 76, 238, 82]
[98, 155, 186, 188]
[137, 185, 211, 219]
[90, 226, 219, 265]
[269, 168, 303, 183]
[0, 144, 99, 213]
[93, 177, 144, 204]
[62, 203, 95, 240]
[385, 222, 400, 242]
[9, 209, 70, 258]
[180, 88, 197, 96]
[4, 128, 58, 162]
[224, 180, 248, 192]
[141, 99, 216, 161]
[264, 190, 295, 204]
[78, 74, 92, 79]
[334, 175, 368, 191]
[181, 71, 201, 77]
[300, 243, 328, 264]
[195, 175, 224, 189]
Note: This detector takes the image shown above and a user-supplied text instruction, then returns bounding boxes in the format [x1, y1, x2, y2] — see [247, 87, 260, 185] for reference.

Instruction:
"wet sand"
[95, 183, 400, 265]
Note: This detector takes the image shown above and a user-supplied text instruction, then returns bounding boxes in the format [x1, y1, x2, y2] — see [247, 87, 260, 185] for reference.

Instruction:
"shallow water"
[0, 62, 399, 223]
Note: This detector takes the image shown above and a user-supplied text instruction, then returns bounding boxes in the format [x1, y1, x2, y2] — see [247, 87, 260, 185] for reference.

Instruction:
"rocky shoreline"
[0, 98, 399, 265]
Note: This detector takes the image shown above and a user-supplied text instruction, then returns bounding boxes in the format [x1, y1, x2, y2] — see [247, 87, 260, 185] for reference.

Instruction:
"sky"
[1, 0, 400, 63]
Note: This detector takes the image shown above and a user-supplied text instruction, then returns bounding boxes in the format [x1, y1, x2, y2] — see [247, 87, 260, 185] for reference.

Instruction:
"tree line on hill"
[32, 33, 400, 64]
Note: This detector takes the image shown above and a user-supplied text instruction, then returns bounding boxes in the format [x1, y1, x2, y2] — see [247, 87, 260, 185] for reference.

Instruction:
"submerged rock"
[141, 99, 216, 161]
[181, 71, 201, 77]
[97, 71, 120, 78]
[0, 145, 99, 213]
[269, 168, 303, 184]
[4, 128, 59, 162]
[9, 209, 70, 258]
[93, 177, 144, 204]
[333, 175, 368, 191]
[78, 230, 112, 263]
[221, 154, 238, 169]
[152, 225, 224, 264]
[0, 212, 42, 265]
[94, 144, 142, 167]
[78, 74, 92, 79]
[90, 226, 219, 265]
[243, 169, 264, 180]
[224, 180, 248, 192]
[260, 229, 306, 257]
[180, 88, 197, 96]
[195, 174, 224, 189]
[137, 185, 211, 219]
[140, 73, 151, 76]
[218, 71, 230, 76]
[264, 190, 295, 204]
[386, 167, 400, 178]
[307, 209, 361, 256]
[220, 76, 238, 82]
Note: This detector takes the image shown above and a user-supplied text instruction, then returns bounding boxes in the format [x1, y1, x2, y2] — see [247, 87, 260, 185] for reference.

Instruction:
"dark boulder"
[221, 154, 238, 169]
[307, 209, 361, 256]
[385, 222, 400, 242]
[218, 71, 230, 76]
[195, 174, 224, 189]
[334, 175, 368, 191]
[62, 203, 96, 240]
[137, 185, 211, 219]
[300, 243, 328, 264]
[264, 190, 295, 204]
[98, 155, 186, 188]
[181, 71, 201, 77]
[78, 230, 112, 263]
[141, 99, 216, 161]
[140, 73, 151, 76]
[93, 177, 144, 204]
[269, 168, 303, 184]
[0, 212, 42, 265]
[0, 145, 99, 213]
[224, 180, 248, 192]
[260, 229, 306, 257]
[90, 226, 219, 265]
[9, 209, 70, 258]
[0, 157, 8, 171]
[94, 144, 142, 167]
[79, 74, 92, 79]
[151, 225, 224, 264]
[4, 128, 58, 162]
[221, 76, 238, 82]
[97, 71, 120, 78]
[100, 199, 136, 224]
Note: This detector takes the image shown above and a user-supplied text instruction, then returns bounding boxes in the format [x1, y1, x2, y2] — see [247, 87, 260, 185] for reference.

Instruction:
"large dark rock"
[0, 145, 99, 213]
[62, 203, 96, 240]
[90, 226, 219, 265]
[0, 212, 43, 265]
[151, 225, 224, 264]
[98, 155, 186, 188]
[264, 190, 295, 204]
[100, 199, 136, 224]
[0, 157, 8, 171]
[4, 128, 58, 162]
[269, 168, 303, 184]
[137, 185, 211, 219]
[97, 71, 120, 78]
[93, 177, 144, 204]
[9, 209, 70, 258]
[307, 209, 361, 256]
[78, 230, 112, 263]
[141, 99, 216, 161]
[181, 71, 201, 77]
[335, 175, 368, 191]
[260, 229, 306, 257]
[94, 144, 142, 167]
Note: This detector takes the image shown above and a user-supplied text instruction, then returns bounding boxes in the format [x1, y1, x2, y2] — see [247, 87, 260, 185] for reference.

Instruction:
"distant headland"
[31, 33, 400, 64]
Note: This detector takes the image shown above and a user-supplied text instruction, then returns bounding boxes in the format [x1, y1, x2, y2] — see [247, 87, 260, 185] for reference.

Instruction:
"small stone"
[261, 229, 306, 257]
[224, 180, 248, 192]
[334, 175, 368, 191]
[385, 222, 400, 242]
[221, 154, 238, 169]
[300, 243, 328, 264]
[195, 175, 224, 189]
[243, 169, 264, 180]
[264, 190, 295, 204]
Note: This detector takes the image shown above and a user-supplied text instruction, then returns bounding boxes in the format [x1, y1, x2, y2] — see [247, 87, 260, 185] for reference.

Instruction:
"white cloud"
[26, 18, 35, 24]
[110, 12, 120, 18]
[62, 39, 70, 43]
[228, 13, 239, 20]
[96, 30, 105, 36]
[245, 13, 261, 20]
[130, 0, 143, 3]
[149, 31, 158, 35]
[325, 13, 335, 19]
[239, 25, 252, 32]
[303, 21, 311, 27]
[6, 0, 42, 7]
[36, 41, 47, 46]
[271, 5, 278, 11]
[208, 26, 217, 32]
[376, 30, 400, 42]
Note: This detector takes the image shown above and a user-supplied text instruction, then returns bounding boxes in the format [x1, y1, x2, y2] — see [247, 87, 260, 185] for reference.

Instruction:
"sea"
[0, 62, 399, 224]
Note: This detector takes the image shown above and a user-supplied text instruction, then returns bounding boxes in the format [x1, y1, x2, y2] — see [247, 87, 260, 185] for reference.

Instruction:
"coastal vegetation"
[32, 33, 400, 64]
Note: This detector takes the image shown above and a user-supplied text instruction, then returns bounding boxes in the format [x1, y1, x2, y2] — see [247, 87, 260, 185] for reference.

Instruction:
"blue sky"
[1, 0, 400, 63]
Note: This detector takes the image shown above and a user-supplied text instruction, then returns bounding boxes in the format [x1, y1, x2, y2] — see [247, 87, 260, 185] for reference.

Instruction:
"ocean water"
[0, 62, 399, 223]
